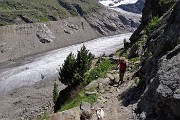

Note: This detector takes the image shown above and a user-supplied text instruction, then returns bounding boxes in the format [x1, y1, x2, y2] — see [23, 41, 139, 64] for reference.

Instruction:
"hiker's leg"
[120, 71, 125, 84]
[117, 71, 120, 85]
[118, 71, 123, 84]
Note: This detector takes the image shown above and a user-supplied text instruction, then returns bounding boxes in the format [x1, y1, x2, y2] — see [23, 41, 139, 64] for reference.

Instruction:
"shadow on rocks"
[117, 86, 143, 107]
[54, 86, 72, 113]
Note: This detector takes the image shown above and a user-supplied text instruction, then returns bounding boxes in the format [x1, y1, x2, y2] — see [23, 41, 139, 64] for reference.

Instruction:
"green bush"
[145, 16, 160, 35]
[53, 82, 59, 104]
[134, 77, 140, 86]
[59, 45, 94, 87]
[59, 52, 77, 86]
[84, 59, 114, 85]
[76, 45, 94, 80]
[40, 112, 48, 120]
[59, 91, 97, 112]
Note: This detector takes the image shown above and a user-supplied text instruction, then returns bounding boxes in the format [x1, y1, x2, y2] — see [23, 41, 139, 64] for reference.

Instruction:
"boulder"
[48, 107, 80, 120]
[36, 24, 55, 43]
[80, 102, 91, 120]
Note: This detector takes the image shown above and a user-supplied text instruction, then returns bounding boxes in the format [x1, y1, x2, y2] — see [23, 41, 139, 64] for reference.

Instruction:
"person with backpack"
[117, 57, 128, 86]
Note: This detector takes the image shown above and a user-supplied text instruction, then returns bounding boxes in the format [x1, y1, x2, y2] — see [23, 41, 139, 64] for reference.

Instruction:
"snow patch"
[98, 0, 138, 7]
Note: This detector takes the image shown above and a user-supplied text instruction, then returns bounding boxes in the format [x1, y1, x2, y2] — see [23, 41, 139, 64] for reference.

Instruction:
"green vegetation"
[59, 91, 97, 112]
[76, 45, 95, 81]
[59, 45, 94, 87]
[59, 52, 77, 86]
[159, 0, 175, 5]
[59, 0, 102, 15]
[53, 82, 59, 104]
[84, 59, 114, 85]
[121, 50, 130, 58]
[129, 57, 140, 72]
[0, 0, 102, 26]
[56, 47, 115, 112]
[55, 45, 95, 112]
[145, 16, 160, 35]
[40, 112, 48, 120]
[129, 57, 140, 63]
[0, 0, 69, 25]
[134, 77, 140, 87]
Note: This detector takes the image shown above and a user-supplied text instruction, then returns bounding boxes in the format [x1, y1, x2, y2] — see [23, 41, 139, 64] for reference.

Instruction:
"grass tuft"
[59, 91, 97, 112]
[83, 59, 115, 85]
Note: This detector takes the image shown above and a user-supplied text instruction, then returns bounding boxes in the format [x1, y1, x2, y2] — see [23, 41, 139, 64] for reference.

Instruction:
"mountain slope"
[128, 0, 180, 119]
[118, 0, 145, 14]
[0, 0, 141, 63]
[0, 0, 102, 26]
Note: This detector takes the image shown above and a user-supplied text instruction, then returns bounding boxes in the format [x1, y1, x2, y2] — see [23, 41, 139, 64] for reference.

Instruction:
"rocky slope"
[129, 0, 175, 43]
[0, 0, 102, 26]
[26, 0, 180, 119]
[127, 0, 180, 119]
[48, 69, 136, 120]
[118, 0, 145, 14]
[0, 0, 140, 63]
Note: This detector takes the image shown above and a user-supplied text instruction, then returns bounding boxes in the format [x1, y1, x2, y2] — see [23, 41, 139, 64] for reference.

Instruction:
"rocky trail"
[49, 66, 138, 120]
[89, 70, 136, 120]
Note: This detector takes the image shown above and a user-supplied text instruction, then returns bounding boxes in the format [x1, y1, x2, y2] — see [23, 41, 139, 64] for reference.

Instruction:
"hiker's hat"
[120, 57, 126, 61]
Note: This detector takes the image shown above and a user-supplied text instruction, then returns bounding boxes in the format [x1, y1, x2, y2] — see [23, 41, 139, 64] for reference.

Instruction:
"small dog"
[96, 108, 104, 120]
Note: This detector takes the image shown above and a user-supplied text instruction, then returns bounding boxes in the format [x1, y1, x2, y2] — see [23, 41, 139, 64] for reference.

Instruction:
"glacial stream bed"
[0, 33, 132, 119]
[0, 33, 132, 94]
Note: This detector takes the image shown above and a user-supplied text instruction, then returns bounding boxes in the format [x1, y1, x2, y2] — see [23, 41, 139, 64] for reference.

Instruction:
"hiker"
[117, 57, 128, 85]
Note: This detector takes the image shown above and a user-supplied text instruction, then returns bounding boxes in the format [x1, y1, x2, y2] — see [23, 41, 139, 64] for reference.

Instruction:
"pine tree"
[53, 82, 59, 104]
[59, 46, 94, 87]
[59, 52, 77, 86]
[76, 45, 94, 79]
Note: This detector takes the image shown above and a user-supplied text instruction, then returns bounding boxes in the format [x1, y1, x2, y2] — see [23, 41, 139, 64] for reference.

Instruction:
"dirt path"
[85, 70, 136, 120]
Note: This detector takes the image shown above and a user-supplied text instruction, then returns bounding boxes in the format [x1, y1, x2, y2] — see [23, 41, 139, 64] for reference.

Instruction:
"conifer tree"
[76, 45, 94, 79]
[59, 45, 94, 87]
[53, 82, 59, 104]
[59, 52, 77, 86]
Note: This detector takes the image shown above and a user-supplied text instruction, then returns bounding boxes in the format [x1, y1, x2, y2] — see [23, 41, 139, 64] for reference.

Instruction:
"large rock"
[80, 102, 91, 120]
[118, 0, 145, 14]
[133, 1, 180, 119]
[156, 45, 180, 119]
[36, 24, 55, 43]
[85, 8, 140, 35]
[48, 107, 80, 120]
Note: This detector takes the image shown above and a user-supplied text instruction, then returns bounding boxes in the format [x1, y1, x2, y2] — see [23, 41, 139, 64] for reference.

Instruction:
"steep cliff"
[129, 0, 175, 43]
[129, 0, 180, 119]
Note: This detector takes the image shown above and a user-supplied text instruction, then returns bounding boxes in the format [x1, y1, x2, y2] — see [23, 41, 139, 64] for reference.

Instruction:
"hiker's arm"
[116, 63, 120, 70]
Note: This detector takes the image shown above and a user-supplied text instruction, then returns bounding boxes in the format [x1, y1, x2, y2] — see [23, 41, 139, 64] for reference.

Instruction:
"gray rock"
[91, 113, 98, 120]
[48, 107, 80, 120]
[98, 83, 104, 91]
[130, 1, 180, 119]
[97, 78, 111, 86]
[85, 91, 97, 96]
[85, 81, 98, 91]
[80, 102, 91, 119]
[106, 73, 115, 80]
[36, 24, 55, 43]
[118, 0, 145, 14]
[85, 8, 140, 35]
